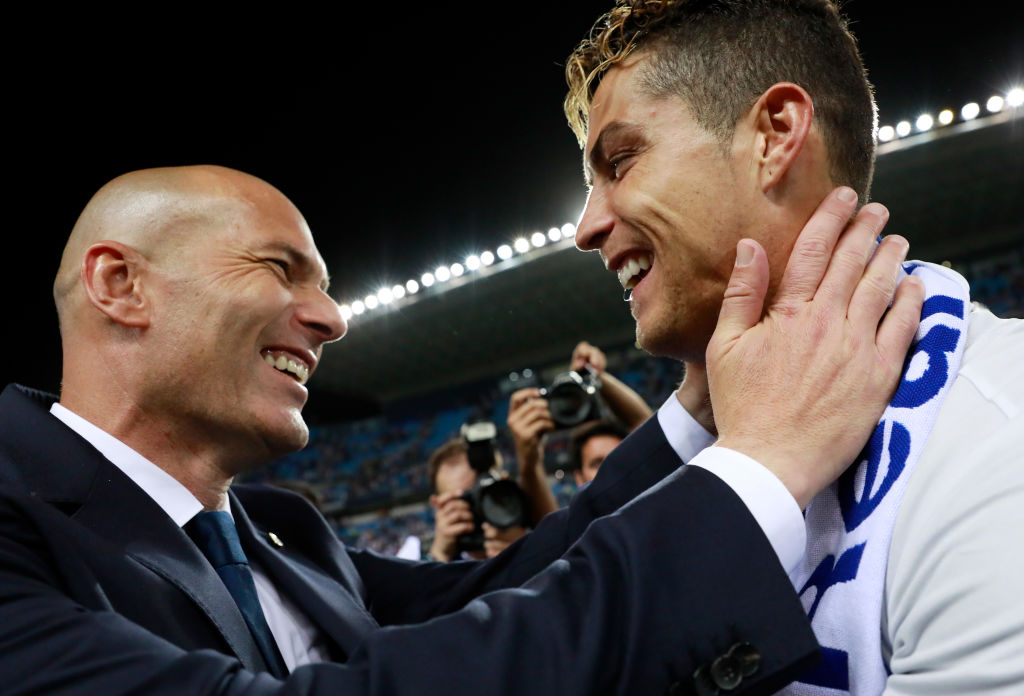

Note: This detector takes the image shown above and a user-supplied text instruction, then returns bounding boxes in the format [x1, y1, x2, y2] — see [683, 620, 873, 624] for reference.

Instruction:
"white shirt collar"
[48, 402, 228, 526]
[656, 389, 716, 462]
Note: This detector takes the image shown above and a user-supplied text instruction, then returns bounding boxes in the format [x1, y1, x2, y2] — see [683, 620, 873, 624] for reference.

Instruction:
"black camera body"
[455, 421, 531, 554]
[539, 364, 603, 428]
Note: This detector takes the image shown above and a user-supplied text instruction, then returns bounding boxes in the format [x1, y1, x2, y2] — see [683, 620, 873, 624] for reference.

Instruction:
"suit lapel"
[231, 492, 379, 660]
[0, 385, 268, 673]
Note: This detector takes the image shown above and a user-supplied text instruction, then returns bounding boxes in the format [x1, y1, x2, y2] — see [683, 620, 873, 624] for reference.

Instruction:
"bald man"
[0, 165, 919, 695]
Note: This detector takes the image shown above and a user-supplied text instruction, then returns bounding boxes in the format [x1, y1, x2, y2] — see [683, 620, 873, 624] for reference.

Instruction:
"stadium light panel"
[531, 231, 546, 248]
[895, 120, 912, 137]
[465, 254, 481, 271]
[987, 95, 1005, 113]
[392, 284, 405, 299]
[514, 238, 530, 254]
[877, 125, 895, 142]
[421, 272, 435, 287]
[915, 114, 933, 132]
[340, 304, 353, 320]
[352, 300, 366, 315]
[450, 263, 464, 277]
[364, 295, 379, 310]
[1008, 88, 1024, 108]
[938, 109, 954, 125]
[434, 266, 451, 282]
[561, 223, 576, 239]
[961, 102, 980, 120]
[377, 287, 393, 305]
[548, 227, 562, 242]
[497, 244, 513, 260]
[480, 250, 495, 266]
[406, 279, 420, 294]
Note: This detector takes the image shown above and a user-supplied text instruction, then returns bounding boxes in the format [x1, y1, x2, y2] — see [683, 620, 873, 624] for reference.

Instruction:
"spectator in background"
[425, 437, 527, 561]
[509, 341, 654, 518]
[568, 419, 630, 487]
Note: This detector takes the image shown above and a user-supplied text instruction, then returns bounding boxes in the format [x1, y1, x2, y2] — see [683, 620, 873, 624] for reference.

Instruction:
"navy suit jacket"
[0, 384, 818, 695]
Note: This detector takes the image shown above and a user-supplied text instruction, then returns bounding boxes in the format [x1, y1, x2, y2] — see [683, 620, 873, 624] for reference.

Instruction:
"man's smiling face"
[575, 54, 757, 362]
[141, 177, 346, 466]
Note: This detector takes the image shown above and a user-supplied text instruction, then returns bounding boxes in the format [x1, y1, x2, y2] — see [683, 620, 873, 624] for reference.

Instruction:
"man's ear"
[750, 82, 814, 191]
[80, 241, 151, 328]
[574, 470, 585, 487]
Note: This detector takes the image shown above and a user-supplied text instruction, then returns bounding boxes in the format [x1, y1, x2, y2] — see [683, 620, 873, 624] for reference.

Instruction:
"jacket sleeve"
[1, 461, 817, 696]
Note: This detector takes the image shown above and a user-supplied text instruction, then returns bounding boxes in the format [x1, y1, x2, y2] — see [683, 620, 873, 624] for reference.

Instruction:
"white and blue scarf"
[781, 261, 971, 695]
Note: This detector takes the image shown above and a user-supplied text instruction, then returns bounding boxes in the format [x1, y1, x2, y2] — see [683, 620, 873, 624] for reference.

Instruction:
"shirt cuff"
[686, 446, 806, 581]
[656, 390, 716, 462]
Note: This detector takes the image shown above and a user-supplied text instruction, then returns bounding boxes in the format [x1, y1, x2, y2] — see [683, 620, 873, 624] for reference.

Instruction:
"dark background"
[6, 2, 1022, 398]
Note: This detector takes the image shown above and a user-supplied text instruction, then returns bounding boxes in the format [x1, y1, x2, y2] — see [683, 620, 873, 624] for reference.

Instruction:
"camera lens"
[479, 479, 527, 529]
[547, 382, 592, 427]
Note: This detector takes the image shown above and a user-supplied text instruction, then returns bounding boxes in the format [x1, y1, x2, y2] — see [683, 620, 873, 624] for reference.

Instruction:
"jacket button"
[710, 654, 742, 690]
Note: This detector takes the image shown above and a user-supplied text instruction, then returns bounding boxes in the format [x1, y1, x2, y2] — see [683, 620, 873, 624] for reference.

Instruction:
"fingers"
[876, 274, 925, 369]
[509, 388, 542, 412]
[708, 239, 770, 352]
[775, 186, 859, 303]
[815, 203, 891, 308]
[846, 234, 909, 332]
[571, 341, 606, 373]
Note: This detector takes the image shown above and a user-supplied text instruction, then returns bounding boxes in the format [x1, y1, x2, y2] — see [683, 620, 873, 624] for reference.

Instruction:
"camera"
[539, 364, 603, 428]
[456, 420, 531, 554]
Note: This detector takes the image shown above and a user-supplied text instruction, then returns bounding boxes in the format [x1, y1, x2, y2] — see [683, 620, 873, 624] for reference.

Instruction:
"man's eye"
[267, 259, 290, 278]
[608, 155, 630, 179]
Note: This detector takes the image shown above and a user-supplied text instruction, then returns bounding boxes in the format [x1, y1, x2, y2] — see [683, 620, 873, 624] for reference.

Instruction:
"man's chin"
[636, 321, 710, 364]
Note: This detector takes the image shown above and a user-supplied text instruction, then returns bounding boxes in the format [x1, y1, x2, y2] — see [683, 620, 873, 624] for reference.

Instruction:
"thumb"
[712, 240, 770, 345]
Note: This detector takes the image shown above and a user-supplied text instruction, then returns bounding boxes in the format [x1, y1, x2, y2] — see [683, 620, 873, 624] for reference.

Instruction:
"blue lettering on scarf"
[796, 293, 963, 692]
[796, 544, 865, 690]
[839, 422, 910, 532]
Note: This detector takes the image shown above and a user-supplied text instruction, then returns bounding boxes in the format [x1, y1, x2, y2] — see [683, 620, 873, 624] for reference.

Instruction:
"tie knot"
[186, 510, 248, 569]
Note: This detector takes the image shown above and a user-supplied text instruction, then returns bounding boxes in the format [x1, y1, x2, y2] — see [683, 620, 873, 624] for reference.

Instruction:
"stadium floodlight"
[961, 102, 980, 120]
[340, 304, 353, 321]
[377, 287, 394, 305]
[434, 266, 451, 283]
[531, 231, 547, 248]
[406, 279, 420, 294]
[877, 125, 895, 142]
[392, 284, 405, 300]
[561, 222, 576, 239]
[465, 254, 481, 271]
[895, 120, 912, 137]
[450, 263, 464, 277]
[548, 227, 562, 242]
[1008, 88, 1024, 108]
[987, 95, 1005, 113]
[497, 244, 513, 260]
[916, 114, 934, 132]
[514, 238, 531, 254]
[364, 295, 379, 310]
[938, 109, 954, 125]
[351, 300, 366, 315]
[421, 272, 435, 287]
[480, 250, 495, 266]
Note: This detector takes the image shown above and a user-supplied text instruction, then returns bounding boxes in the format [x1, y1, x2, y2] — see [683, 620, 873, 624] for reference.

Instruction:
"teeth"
[263, 351, 310, 385]
[616, 253, 653, 290]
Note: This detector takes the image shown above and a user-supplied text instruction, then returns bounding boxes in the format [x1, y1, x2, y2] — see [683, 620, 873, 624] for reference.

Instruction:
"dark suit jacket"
[0, 383, 818, 695]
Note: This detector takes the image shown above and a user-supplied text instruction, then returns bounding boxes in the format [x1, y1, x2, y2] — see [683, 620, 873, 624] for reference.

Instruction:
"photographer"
[509, 341, 654, 520]
[426, 437, 528, 562]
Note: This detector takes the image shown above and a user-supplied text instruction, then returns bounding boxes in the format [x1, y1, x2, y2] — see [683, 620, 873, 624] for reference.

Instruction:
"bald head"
[54, 165, 296, 332]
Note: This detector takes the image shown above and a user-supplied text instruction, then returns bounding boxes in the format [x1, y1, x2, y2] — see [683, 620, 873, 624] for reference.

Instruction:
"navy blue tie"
[186, 510, 289, 678]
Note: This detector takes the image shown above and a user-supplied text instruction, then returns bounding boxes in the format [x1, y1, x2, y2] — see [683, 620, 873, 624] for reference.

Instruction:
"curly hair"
[564, 0, 877, 199]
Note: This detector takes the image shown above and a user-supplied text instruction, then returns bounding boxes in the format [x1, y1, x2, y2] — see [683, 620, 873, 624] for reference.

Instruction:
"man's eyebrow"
[583, 121, 644, 186]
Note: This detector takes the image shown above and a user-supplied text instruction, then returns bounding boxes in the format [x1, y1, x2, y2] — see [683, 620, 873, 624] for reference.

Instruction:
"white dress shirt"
[49, 403, 329, 670]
